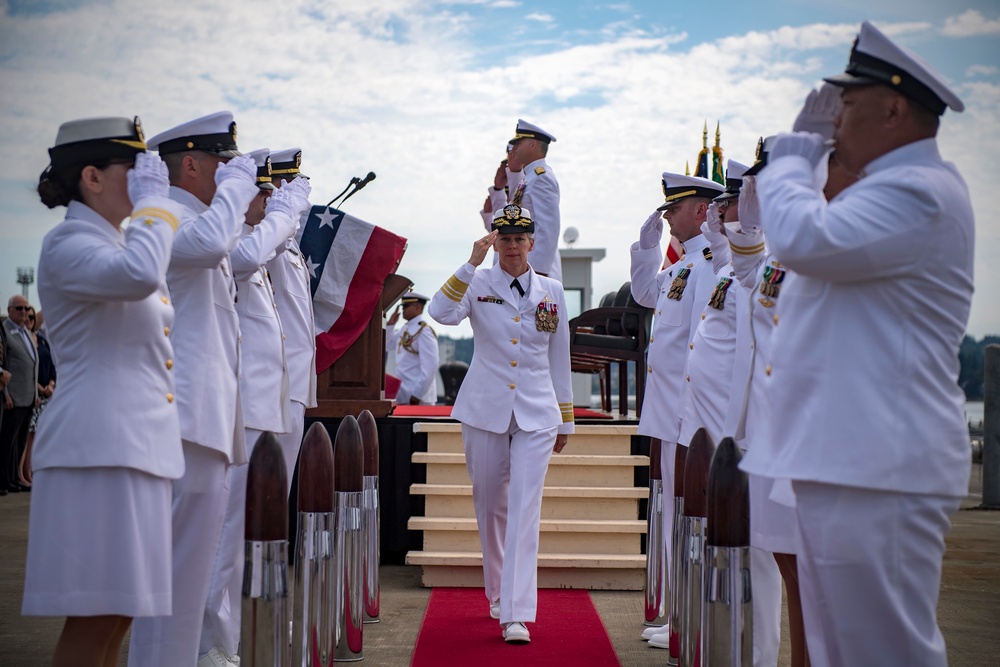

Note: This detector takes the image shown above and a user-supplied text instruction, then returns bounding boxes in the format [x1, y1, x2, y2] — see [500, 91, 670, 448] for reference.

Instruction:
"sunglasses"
[11, 305, 29, 311]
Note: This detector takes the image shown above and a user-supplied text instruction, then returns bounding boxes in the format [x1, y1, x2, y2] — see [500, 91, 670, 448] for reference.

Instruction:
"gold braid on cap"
[493, 203, 532, 230]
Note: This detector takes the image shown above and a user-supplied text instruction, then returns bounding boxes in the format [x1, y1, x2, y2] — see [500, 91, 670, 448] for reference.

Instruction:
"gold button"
[657, 309, 661, 315]
[689, 343, 694, 350]
[282, 334, 286, 340]
[701, 313, 706, 320]
[161, 296, 169, 305]
[511, 338, 518, 344]
[765, 365, 772, 376]
[143, 217, 155, 226]
[510, 361, 518, 367]
[513, 316, 521, 322]
[166, 359, 173, 370]
[509, 384, 515, 390]
[649, 336, 654, 343]
[166, 393, 175, 403]
[773, 314, 779, 325]
[686, 375, 690, 382]
[163, 326, 170, 336]
[647, 365, 652, 373]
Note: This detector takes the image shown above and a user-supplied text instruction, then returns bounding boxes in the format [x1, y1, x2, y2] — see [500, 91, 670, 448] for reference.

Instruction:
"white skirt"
[22, 466, 173, 617]
[749, 474, 800, 555]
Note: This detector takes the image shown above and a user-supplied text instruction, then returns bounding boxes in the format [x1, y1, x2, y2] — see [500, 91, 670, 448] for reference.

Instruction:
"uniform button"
[689, 343, 694, 350]
[647, 365, 652, 373]
[765, 365, 772, 376]
[510, 361, 518, 367]
[649, 336, 654, 343]
[701, 313, 706, 320]
[161, 296, 169, 305]
[282, 334, 286, 340]
[511, 338, 518, 344]
[166, 393, 174, 403]
[238, 335, 243, 343]
[686, 375, 690, 382]
[165, 359, 173, 370]
[657, 309, 661, 315]
[513, 316, 521, 322]
[509, 384, 515, 390]
[163, 326, 170, 336]
[773, 314, 779, 325]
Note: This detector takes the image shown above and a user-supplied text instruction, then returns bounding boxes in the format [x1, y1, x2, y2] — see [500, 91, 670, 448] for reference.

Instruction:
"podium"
[307, 274, 412, 418]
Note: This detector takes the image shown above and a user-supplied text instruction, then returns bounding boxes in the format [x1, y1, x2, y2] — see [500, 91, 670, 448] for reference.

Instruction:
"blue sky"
[1, 0, 998, 337]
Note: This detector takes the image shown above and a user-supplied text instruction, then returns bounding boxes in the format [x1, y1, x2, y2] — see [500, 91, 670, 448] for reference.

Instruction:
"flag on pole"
[711, 122, 725, 185]
[299, 205, 407, 373]
[694, 120, 709, 179]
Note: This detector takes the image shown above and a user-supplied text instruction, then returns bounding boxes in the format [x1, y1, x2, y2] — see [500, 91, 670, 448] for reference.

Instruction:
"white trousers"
[276, 401, 306, 495]
[199, 427, 265, 656]
[750, 546, 782, 667]
[129, 442, 231, 667]
[793, 482, 960, 667]
[659, 439, 677, 589]
[463, 417, 557, 624]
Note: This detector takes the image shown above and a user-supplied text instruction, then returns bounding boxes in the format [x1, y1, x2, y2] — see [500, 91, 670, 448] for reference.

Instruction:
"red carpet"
[392, 405, 613, 419]
[410, 587, 621, 666]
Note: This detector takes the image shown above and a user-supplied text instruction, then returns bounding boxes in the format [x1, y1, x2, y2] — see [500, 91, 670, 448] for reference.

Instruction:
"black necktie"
[510, 278, 525, 297]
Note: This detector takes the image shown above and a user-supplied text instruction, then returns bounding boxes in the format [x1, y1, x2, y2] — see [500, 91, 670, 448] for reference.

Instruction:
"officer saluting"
[428, 204, 574, 644]
[741, 21, 974, 667]
[387, 291, 440, 405]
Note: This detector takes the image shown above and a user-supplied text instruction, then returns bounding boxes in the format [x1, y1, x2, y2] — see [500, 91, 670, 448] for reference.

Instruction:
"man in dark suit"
[1, 294, 39, 494]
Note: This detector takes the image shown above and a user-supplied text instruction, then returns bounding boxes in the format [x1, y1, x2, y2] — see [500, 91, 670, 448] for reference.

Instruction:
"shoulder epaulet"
[418, 321, 437, 338]
[702, 247, 713, 261]
[534, 166, 546, 175]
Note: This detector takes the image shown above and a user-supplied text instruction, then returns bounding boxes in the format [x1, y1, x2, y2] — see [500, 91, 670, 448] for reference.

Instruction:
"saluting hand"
[738, 176, 761, 233]
[638, 210, 663, 250]
[553, 434, 568, 454]
[469, 230, 498, 267]
[127, 152, 170, 203]
[493, 162, 508, 190]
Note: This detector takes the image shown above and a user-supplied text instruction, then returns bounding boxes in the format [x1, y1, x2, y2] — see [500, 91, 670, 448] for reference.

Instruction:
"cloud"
[942, 10, 1000, 37]
[525, 12, 554, 23]
[1, 4, 996, 335]
[967, 64, 998, 77]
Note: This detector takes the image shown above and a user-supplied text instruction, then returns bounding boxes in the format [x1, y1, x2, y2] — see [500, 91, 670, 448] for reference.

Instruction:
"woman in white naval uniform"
[22, 118, 183, 666]
[429, 204, 574, 644]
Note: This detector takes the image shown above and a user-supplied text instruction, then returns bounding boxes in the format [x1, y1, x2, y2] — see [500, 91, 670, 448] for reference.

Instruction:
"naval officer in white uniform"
[741, 22, 974, 667]
[198, 149, 312, 666]
[429, 203, 574, 644]
[630, 173, 724, 647]
[386, 291, 439, 405]
[128, 112, 260, 667]
[22, 117, 183, 667]
[265, 148, 318, 490]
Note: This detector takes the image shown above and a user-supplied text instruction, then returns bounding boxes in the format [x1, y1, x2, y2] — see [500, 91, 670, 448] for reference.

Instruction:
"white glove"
[737, 176, 761, 232]
[705, 202, 724, 237]
[769, 132, 828, 168]
[638, 210, 663, 249]
[214, 154, 257, 187]
[267, 177, 313, 218]
[127, 152, 170, 203]
[792, 83, 842, 141]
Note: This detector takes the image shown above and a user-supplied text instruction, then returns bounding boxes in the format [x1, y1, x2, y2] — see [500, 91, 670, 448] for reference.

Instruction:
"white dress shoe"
[648, 629, 673, 649]
[198, 647, 240, 667]
[490, 600, 500, 620]
[503, 621, 531, 644]
[641, 623, 668, 640]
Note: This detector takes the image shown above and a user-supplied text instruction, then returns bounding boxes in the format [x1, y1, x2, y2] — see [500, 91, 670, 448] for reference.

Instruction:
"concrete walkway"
[2, 464, 997, 665]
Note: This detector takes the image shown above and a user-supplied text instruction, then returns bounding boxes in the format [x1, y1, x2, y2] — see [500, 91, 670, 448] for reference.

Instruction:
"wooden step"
[413, 422, 638, 456]
[413, 452, 647, 487]
[411, 483, 646, 520]
[409, 517, 646, 555]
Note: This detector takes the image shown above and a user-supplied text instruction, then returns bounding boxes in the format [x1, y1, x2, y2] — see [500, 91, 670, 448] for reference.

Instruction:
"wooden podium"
[307, 273, 412, 418]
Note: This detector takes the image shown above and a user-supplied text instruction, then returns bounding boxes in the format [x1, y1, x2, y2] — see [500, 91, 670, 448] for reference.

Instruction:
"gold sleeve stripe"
[132, 207, 180, 232]
[561, 412, 575, 423]
[440, 274, 469, 302]
[729, 240, 766, 255]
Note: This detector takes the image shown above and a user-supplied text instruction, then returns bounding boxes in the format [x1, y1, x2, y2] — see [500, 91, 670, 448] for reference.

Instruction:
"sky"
[1, 0, 998, 340]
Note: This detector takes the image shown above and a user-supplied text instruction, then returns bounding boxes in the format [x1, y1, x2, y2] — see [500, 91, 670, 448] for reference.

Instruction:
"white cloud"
[942, 10, 1000, 37]
[0, 4, 996, 335]
[525, 12, 554, 23]
[967, 64, 998, 77]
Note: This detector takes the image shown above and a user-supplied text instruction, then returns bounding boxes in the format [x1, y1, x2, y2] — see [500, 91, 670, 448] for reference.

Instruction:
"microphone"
[326, 176, 361, 208]
[339, 171, 376, 206]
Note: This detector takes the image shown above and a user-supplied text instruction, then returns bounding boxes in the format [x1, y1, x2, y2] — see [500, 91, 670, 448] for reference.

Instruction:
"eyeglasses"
[27, 316, 36, 321]
[11, 305, 29, 311]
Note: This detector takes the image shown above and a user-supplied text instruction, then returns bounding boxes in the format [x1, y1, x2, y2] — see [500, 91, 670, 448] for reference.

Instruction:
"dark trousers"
[0, 405, 32, 487]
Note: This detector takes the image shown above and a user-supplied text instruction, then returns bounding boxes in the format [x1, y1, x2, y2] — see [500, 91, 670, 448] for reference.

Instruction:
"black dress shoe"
[0, 487, 7, 496]
[6, 483, 22, 493]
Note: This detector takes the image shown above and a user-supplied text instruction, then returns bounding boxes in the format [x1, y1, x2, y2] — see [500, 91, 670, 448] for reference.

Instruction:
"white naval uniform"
[23, 198, 182, 618]
[129, 179, 258, 667]
[387, 312, 439, 405]
[514, 159, 561, 281]
[429, 262, 574, 624]
[266, 235, 317, 491]
[723, 228, 786, 667]
[200, 214, 295, 657]
[743, 138, 974, 667]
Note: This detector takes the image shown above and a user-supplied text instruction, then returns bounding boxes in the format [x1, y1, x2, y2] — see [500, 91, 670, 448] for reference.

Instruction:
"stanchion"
[679, 428, 715, 667]
[668, 444, 689, 665]
[645, 438, 668, 626]
[333, 417, 365, 661]
[359, 410, 381, 624]
[241, 432, 291, 667]
[702, 437, 752, 666]
[292, 423, 336, 666]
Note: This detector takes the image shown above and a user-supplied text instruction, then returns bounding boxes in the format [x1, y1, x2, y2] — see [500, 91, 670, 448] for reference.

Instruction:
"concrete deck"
[2, 464, 997, 665]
